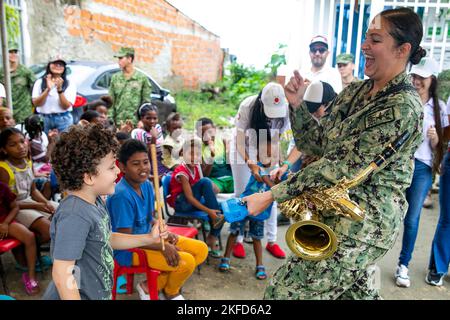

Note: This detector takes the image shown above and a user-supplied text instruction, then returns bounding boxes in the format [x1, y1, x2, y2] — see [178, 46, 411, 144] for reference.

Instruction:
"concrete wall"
[23, 0, 224, 89]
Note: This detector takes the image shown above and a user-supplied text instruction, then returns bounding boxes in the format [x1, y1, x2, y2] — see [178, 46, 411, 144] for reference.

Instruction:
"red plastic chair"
[111, 225, 199, 300]
[167, 224, 198, 238]
[112, 248, 160, 300]
[0, 238, 22, 295]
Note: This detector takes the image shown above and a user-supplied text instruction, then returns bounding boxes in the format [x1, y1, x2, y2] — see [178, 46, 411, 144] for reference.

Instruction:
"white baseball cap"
[304, 81, 336, 113]
[261, 83, 288, 118]
[310, 35, 329, 49]
[409, 57, 439, 78]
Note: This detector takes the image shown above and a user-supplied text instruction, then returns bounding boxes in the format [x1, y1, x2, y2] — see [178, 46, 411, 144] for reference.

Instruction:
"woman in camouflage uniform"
[244, 8, 426, 299]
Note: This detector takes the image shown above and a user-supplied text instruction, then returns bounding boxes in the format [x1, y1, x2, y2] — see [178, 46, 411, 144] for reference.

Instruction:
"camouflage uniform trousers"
[264, 234, 388, 300]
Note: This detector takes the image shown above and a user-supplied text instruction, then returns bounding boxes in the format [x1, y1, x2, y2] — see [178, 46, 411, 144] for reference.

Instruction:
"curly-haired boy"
[42, 124, 166, 300]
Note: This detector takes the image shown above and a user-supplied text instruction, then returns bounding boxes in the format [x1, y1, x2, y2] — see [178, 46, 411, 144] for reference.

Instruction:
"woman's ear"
[396, 42, 412, 60]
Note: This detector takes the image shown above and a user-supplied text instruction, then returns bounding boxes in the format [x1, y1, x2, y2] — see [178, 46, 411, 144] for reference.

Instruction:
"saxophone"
[281, 131, 411, 261]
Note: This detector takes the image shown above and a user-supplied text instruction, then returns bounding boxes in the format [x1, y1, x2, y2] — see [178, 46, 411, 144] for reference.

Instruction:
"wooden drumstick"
[150, 143, 165, 251]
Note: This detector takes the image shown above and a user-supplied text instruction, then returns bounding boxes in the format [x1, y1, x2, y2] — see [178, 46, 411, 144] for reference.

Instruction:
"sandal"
[218, 258, 230, 272]
[208, 248, 222, 258]
[255, 265, 267, 280]
[22, 273, 40, 295]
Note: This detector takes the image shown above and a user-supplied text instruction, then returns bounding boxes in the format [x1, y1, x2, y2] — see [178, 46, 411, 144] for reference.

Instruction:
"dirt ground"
[2, 193, 449, 300]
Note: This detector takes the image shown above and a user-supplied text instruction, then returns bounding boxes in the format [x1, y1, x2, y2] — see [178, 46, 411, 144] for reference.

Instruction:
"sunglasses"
[9, 50, 18, 54]
[310, 47, 327, 54]
[51, 62, 65, 67]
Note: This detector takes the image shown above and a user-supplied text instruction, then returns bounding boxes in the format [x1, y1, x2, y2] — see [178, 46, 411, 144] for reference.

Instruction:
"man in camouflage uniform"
[0, 41, 36, 124]
[336, 53, 360, 90]
[109, 47, 152, 125]
[264, 70, 423, 299]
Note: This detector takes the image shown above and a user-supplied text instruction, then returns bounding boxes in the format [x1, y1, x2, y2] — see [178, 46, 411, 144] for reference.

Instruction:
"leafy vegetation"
[176, 44, 287, 129]
[438, 69, 450, 103]
[5, 5, 20, 43]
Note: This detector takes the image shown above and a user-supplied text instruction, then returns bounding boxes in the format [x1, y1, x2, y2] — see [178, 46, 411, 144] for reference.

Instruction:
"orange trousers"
[133, 236, 208, 296]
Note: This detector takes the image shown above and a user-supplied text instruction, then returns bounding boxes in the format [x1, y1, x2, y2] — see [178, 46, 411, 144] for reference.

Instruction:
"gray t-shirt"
[42, 195, 114, 300]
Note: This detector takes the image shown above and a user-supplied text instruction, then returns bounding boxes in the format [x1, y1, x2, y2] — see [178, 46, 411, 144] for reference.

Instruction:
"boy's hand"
[162, 243, 180, 267]
[207, 209, 221, 219]
[150, 220, 168, 244]
[167, 232, 179, 245]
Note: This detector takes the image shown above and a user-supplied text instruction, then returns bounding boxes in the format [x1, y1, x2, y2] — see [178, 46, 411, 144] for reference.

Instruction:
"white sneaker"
[136, 282, 150, 300]
[395, 264, 411, 288]
[158, 291, 185, 300]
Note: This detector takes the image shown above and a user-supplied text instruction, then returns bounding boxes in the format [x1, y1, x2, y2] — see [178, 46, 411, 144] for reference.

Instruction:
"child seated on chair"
[131, 103, 170, 180]
[162, 112, 184, 171]
[0, 128, 56, 274]
[196, 118, 234, 195]
[219, 133, 285, 279]
[0, 181, 39, 295]
[42, 124, 166, 300]
[107, 139, 208, 300]
[167, 137, 225, 257]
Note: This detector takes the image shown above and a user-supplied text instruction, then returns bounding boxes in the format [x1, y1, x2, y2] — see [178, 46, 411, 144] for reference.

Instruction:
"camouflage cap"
[114, 47, 135, 58]
[8, 41, 19, 51]
[336, 53, 355, 64]
[48, 54, 67, 65]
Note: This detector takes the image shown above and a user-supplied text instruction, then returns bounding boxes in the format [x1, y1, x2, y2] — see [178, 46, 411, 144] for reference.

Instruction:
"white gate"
[291, 0, 450, 77]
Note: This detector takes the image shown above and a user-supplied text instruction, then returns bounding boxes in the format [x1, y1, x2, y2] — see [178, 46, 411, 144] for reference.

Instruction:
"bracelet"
[282, 160, 292, 170]
[57, 90, 63, 94]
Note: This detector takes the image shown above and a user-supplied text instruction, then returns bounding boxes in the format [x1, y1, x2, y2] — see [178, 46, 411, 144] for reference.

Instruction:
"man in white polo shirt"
[301, 35, 342, 94]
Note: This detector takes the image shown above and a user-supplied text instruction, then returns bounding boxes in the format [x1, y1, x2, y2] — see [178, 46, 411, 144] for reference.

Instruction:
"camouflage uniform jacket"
[0, 64, 36, 124]
[108, 70, 152, 124]
[271, 72, 423, 250]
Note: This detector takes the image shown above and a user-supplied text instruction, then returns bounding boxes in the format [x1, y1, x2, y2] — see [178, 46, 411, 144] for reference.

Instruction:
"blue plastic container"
[221, 198, 271, 223]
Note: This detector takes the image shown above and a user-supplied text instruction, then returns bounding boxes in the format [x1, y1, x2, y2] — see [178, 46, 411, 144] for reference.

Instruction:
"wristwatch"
[57, 89, 63, 94]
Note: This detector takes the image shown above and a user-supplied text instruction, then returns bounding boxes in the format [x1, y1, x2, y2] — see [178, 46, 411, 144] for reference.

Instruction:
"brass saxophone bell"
[284, 209, 338, 261]
[280, 131, 411, 261]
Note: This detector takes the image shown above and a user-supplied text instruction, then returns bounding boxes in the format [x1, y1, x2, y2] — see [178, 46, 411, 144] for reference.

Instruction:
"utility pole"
[0, 0, 13, 111]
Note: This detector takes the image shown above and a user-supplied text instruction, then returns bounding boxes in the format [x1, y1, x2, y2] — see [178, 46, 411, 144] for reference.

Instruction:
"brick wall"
[25, 0, 224, 89]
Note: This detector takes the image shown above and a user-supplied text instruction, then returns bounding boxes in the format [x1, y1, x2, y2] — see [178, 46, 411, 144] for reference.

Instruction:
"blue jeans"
[230, 218, 264, 240]
[399, 159, 433, 267]
[174, 178, 222, 237]
[41, 111, 73, 134]
[428, 151, 450, 275]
